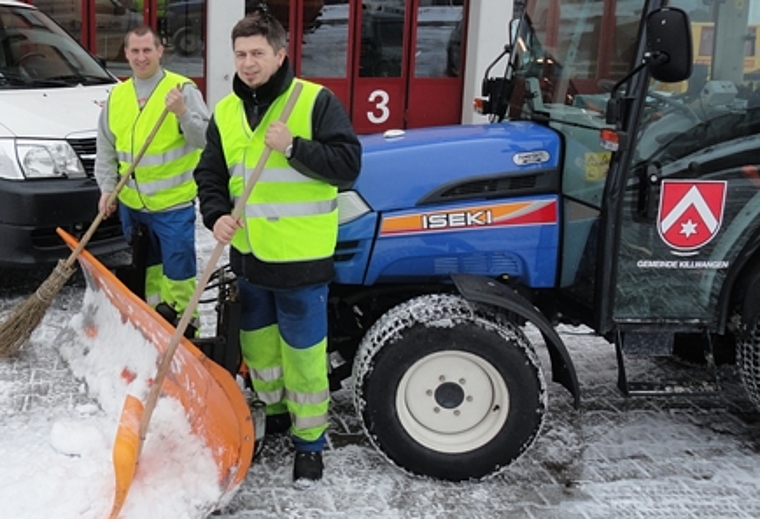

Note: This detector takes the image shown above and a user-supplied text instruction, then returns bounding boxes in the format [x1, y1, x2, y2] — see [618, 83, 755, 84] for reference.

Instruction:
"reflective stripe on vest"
[108, 71, 200, 211]
[125, 169, 195, 197]
[215, 79, 338, 262]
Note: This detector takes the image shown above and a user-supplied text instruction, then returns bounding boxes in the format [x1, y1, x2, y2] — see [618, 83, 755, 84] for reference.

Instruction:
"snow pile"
[0, 286, 228, 519]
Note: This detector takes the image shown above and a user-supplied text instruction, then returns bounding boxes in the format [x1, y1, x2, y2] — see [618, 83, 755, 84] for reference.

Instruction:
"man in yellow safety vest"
[95, 24, 209, 336]
[193, 8, 361, 488]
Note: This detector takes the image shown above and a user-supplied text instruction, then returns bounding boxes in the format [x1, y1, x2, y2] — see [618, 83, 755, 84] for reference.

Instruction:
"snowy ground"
[2, 217, 760, 518]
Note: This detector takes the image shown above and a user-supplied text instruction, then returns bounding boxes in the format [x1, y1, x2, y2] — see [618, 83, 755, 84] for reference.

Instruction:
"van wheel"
[352, 294, 546, 480]
[737, 267, 760, 410]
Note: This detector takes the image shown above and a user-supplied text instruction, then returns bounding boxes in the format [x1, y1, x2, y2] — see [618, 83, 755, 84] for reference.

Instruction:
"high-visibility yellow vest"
[215, 79, 339, 263]
[108, 70, 199, 211]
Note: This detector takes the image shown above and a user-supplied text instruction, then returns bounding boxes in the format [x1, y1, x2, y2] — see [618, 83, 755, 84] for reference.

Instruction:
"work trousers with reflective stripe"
[119, 204, 197, 316]
[238, 278, 330, 452]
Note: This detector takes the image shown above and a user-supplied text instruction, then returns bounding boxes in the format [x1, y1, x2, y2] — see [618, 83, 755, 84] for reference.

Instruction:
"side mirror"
[646, 8, 692, 83]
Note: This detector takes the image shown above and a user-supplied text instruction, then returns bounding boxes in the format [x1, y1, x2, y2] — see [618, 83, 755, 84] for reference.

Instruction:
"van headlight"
[338, 190, 371, 224]
[15, 139, 86, 179]
[17, 139, 86, 179]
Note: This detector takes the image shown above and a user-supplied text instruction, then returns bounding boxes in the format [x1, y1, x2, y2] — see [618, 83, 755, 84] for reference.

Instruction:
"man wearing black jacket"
[193, 9, 361, 488]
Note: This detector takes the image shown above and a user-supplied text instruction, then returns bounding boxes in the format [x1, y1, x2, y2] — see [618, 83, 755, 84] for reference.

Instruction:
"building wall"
[30, 0, 511, 122]
[206, 0, 510, 118]
[206, 0, 245, 109]
[461, 1, 512, 124]
[205, 1, 512, 119]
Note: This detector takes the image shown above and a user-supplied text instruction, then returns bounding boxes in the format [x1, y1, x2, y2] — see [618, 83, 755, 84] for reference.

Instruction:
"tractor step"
[615, 330, 721, 397]
[622, 380, 720, 397]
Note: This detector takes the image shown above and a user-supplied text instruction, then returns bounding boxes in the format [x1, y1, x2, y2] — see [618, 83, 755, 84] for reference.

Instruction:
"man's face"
[234, 35, 285, 89]
[125, 32, 163, 80]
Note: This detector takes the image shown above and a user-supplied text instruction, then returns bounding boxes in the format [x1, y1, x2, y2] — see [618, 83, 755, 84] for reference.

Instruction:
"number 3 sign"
[367, 89, 390, 124]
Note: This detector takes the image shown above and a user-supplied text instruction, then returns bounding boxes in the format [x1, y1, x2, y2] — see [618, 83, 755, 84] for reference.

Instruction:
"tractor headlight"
[338, 190, 371, 224]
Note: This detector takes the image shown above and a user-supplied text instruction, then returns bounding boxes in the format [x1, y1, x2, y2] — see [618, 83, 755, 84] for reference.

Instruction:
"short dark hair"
[231, 9, 287, 52]
[124, 25, 162, 48]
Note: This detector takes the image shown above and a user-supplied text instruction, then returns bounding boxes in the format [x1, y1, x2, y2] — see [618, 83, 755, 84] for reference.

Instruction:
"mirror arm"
[481, 44, 512, 96]
[605, 51, 665, 125]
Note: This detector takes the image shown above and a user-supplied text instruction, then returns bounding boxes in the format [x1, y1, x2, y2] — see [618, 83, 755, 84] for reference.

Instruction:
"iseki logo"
[657, 180, 727, 253]
[421, 210, 493, 230]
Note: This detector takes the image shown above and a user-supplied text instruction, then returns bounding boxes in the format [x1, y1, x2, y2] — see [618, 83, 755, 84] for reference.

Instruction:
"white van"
[0, 0, 126, 266]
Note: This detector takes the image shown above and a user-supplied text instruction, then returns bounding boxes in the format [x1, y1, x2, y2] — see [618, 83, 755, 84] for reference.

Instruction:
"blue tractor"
[193, 0, 760, 481]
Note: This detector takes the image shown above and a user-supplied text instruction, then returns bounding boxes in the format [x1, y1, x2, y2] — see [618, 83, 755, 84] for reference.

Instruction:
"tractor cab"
[478, 1, 760, 380]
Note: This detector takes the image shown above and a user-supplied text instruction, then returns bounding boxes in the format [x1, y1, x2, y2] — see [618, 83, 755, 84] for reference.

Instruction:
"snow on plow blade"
[57, 228, 254, 514]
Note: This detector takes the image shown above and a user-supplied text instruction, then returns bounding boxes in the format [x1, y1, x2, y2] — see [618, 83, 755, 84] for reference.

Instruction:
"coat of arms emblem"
[657, 180, 727, 251]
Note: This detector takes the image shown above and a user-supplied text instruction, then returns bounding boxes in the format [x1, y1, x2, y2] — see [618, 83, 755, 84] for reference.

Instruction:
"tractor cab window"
[505, 2, 641, 210]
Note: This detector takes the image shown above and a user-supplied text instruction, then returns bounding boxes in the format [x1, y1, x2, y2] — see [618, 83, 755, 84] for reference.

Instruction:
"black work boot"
[293, 451, 323, 489]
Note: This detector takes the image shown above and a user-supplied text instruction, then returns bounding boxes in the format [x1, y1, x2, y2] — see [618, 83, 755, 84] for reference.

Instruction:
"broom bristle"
[0, 260, 76, 357]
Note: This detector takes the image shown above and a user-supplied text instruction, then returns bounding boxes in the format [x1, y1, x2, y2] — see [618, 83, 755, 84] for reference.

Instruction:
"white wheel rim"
[396, 350, 509, 454]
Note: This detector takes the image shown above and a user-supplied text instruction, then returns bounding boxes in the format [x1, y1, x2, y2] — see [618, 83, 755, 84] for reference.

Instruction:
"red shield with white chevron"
[657, 180, 727, 251]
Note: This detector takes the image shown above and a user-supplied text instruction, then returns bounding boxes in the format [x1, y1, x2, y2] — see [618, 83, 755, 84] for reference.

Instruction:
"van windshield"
[0, 5, 115, 89]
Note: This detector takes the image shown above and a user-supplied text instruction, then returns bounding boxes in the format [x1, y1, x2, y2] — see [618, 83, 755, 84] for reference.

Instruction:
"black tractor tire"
[352, 293, 546, 481]
[737, 266, 760, 410]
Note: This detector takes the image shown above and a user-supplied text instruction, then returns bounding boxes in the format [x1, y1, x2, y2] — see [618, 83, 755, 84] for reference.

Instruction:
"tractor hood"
[0, 84, 112, 138]
[355, 121, 561, 211]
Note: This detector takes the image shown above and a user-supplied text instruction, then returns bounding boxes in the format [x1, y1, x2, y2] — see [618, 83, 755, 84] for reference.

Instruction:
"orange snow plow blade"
[57, 228, 254, 518]
[111, 394, 142, 514]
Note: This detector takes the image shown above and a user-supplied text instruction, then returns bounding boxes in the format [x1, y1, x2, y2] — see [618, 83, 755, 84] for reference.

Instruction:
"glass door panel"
[352, 0, 408, 133]
[406, 0, 465, 128]
[160, 0, 205, 83]
[94, 0, 139, 74]
[300, 0, 351, 109]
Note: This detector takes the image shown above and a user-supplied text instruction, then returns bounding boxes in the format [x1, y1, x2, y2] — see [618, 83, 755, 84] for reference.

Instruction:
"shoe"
[266, 413, 292, 435]
[293, 451, 323, 489]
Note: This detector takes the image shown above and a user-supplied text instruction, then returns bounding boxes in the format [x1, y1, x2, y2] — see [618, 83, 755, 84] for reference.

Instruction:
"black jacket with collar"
[194, 58, 362, 289]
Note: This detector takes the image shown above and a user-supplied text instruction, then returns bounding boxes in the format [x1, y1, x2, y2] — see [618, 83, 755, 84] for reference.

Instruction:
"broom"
[0, 107, 170, 357]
